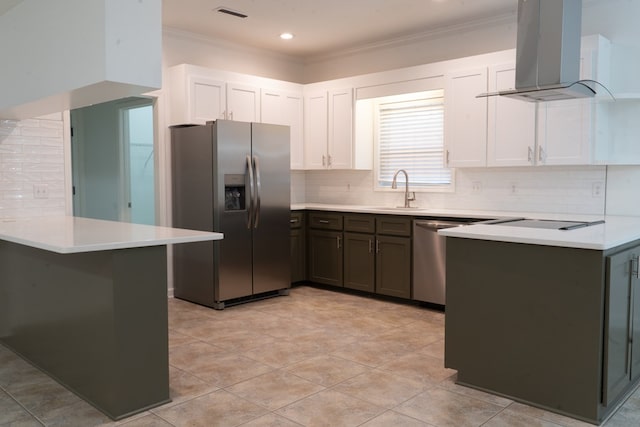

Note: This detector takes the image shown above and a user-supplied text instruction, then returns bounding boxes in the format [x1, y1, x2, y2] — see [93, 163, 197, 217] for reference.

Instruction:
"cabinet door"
[227, 83, 259, 122]
[487, 64, 536, 167]
[444, 68, 488, 168]
[328, 88, 353, 169]
[308, 229, 343, 286]
[537, 99, 592, 165]
[375, 235, 411, 298]
[344, 232, 375, 292]
[189, 76, 226, 125]
[291, 228, 306, 283]
[262, 89, 304, 170]
[603, 248, 635, 405]
[304, 92, 328, 169]
[536, 50, 593, 165]
[631, 252, 640, 381]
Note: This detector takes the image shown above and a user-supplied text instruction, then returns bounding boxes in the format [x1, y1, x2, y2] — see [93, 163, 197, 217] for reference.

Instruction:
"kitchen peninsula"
[0, 216, 223, 420]
[440, 217, 640, 425]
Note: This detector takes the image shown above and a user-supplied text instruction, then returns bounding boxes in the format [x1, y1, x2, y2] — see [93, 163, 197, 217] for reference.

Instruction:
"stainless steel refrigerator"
[171, 120, 290, 309]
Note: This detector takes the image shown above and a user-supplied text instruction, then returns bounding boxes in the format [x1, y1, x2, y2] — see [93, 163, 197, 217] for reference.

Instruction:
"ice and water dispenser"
[224, 174, 246, 211]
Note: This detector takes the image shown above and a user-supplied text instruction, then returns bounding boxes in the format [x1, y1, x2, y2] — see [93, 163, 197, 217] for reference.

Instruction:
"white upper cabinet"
[169, 65, 225, 126]
[537, 35, 611, 165]
[168, 64, 301, 129]
[227, 83, 260, 123]
[304, 92, 329, 169]
[328, 88, 354, 169]
[261, 89, 304, 169]
[487, 64, 537, 167]
[188, 75, 226, 125]
[444, 68, 488, 168]
[303, 88, 354, 170]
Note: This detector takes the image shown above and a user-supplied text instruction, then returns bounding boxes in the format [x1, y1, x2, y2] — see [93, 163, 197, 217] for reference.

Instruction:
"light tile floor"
[1, 285, 640, 427]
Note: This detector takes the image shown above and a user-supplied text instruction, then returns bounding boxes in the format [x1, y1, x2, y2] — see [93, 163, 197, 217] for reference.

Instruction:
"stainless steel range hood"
[480, 0, 608, 102]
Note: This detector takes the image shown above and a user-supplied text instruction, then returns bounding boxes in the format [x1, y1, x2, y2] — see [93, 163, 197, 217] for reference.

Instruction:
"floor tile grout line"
[0, 381, 47, 426]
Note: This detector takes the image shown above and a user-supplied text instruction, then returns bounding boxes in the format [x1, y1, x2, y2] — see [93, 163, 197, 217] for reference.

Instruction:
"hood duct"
[480, 0, 611, 102]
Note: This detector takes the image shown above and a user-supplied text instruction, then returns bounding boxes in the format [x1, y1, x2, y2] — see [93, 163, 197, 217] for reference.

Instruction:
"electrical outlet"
[592, 182, 604, 197]
[33, 184, 49, 199]
[471, 181, 482, 193]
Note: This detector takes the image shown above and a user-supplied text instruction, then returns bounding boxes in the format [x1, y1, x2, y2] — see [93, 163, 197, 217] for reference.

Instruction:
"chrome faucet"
[391, 169, 416, 208]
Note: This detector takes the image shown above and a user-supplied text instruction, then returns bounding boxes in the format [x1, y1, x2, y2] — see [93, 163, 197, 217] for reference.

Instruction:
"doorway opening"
[71, 97, 156, 225]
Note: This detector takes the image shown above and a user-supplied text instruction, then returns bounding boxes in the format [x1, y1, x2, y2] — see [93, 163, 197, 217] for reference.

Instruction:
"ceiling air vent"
[214, 7, 248, 19]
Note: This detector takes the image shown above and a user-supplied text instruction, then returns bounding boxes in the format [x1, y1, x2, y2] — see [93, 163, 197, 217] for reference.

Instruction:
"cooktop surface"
[490, 218, 605, 231]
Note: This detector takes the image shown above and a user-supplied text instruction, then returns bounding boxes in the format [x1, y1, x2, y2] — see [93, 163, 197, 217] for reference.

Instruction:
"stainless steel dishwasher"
[412, 219, 468, 306]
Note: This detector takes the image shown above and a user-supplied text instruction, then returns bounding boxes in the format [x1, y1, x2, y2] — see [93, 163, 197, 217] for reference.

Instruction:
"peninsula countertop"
[291, 203, 640, 250]
[0, 216, 223, 254]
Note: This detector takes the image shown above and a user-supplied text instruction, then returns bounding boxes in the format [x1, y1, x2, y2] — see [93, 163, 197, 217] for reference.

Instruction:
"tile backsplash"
[297, 165, 608, 215]
[0, 114, 66, 219]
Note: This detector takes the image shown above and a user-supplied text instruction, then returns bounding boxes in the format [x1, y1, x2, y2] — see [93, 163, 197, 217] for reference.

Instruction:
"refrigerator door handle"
[246, 155, 254, 229]
[253, 155, 262, 228]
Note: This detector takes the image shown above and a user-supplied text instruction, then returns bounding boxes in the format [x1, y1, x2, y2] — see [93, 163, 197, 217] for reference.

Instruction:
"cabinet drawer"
[344, 214, 375, 233]
[376, 216, 411, 237]
[308, 212, 343, 230]
[290, 212, 304, 229]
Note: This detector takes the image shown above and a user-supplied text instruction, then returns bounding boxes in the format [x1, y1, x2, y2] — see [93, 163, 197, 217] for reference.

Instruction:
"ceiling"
[162, 0, 518, 59]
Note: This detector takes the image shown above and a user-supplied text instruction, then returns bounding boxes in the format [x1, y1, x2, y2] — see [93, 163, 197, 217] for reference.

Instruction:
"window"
[374, 90, 452, 190]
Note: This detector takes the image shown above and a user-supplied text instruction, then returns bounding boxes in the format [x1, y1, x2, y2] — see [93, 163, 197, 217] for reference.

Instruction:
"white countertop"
[292, 203, 640, 250]
[439, 216, 640, 250]
[0, 216, 223, 254]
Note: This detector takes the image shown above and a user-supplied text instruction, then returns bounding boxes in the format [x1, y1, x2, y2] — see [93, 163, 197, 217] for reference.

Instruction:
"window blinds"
[377, 96, 451, 187]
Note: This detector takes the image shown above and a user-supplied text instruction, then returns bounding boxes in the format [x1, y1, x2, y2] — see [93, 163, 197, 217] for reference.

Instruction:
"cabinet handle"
[446, 150, 450, 165]
[368, 239, 373, 254]
[318, 219, 330, 224]
[322, 155, 326, 167]
[337, 235, 342, 249]
[376, 239, 380, 254]
[290, 219, 298, 224]
[527, 146, 533, 163]
[328, 155, 332, 167]
[230, 111, 234, 121]
[538, 146, 546, 163]
[633, 255, 640, 279]
[221, 110, 227, 120]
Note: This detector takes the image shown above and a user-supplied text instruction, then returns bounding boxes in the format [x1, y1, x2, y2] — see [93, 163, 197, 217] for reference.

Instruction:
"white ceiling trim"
[303, 11, 517, 64]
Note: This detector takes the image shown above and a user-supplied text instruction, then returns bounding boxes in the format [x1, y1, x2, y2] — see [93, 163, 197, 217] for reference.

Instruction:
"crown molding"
[303, 11, 516, 64]
[162, 26, 305, 66]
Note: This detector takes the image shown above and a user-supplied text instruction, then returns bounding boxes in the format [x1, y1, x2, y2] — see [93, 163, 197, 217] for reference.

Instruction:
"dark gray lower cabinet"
[375, 235, 411, 298]
[290, 212, 306, 283]
[445, 237, 640, 424]
[343, 232, 375, 292]
[308, 229, 343, 286]
[604, 245, 640, 405]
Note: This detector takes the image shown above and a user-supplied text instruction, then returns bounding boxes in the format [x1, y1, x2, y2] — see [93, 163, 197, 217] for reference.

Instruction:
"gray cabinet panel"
[308, 229, 343, 286]
[376, 235, 411, 298]
[604, 246, 640, 405]
[344, 214, 375, 233]
[604, 249, 633, 405]
[344, 232, 375, 292]
[290, 212, 306, 283]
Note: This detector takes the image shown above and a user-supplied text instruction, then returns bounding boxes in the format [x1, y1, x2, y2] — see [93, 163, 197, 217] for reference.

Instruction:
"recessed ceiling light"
[280, 33, 294, 40]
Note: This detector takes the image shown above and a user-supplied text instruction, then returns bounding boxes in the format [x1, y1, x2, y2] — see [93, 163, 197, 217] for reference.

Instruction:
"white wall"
[0, 114, 66, 219]
[304, 166, 607, 216]
[302, 15, 516, 83]
[163, 29, 305, 83]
